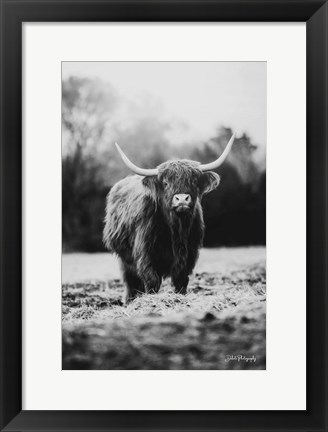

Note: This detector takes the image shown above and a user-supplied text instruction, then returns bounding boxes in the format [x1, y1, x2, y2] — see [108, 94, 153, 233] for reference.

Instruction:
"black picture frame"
[1, 1, 327, 431]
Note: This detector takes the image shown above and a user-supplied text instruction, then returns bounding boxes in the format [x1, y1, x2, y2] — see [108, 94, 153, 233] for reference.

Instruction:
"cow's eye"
[163, 180, 169, 188]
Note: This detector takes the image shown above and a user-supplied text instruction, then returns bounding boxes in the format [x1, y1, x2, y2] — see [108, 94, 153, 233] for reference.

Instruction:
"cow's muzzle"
[172, 194, 192, 213]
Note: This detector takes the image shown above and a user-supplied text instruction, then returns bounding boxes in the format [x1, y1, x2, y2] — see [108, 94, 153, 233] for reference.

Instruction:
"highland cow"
[103, 134, 235, 302]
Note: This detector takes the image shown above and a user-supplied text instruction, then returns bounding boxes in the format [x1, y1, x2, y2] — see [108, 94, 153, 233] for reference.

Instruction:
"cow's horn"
[115, 143, 159, 176]
[199, 133, 236, 172]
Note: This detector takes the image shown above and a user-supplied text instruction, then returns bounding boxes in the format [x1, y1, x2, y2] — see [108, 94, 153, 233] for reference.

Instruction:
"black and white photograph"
[62, 61, 266, 370]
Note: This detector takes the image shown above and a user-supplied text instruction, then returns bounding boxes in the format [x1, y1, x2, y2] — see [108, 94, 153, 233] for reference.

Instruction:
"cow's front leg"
[172, 272, 189, 294]
[144, 272, 162, 294]
[121, 263, 145, 303]
[134, 231, 162, 295]
[137, 260, 161, 294]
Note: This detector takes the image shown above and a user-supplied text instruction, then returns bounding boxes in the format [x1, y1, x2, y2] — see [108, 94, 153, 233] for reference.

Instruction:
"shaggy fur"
[103, 159, 220, 302]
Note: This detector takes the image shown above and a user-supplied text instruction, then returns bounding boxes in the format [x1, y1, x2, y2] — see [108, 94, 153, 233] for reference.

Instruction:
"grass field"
[62, 247, 266, 370]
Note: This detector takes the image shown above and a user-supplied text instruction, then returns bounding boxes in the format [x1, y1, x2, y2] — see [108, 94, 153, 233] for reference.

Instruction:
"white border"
[23, 23, 306, 410]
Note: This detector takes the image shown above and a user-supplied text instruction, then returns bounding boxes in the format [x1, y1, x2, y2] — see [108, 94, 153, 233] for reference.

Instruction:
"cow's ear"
[199, 171, 220, 195]
[142, 176, 159, 201]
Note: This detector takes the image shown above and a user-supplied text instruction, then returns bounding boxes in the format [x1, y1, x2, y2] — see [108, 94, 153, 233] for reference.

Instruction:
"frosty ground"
[62, 247, 266, 370]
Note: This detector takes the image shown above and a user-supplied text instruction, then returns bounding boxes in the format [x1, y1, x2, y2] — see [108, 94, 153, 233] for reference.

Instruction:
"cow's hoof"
[175, 287, 187, 295]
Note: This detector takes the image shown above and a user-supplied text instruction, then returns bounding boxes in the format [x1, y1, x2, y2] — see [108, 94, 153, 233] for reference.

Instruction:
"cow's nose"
[173, 194, 191, 206]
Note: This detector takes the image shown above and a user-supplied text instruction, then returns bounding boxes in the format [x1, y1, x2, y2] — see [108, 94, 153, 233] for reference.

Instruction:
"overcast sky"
[62, 61, 266, 148]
